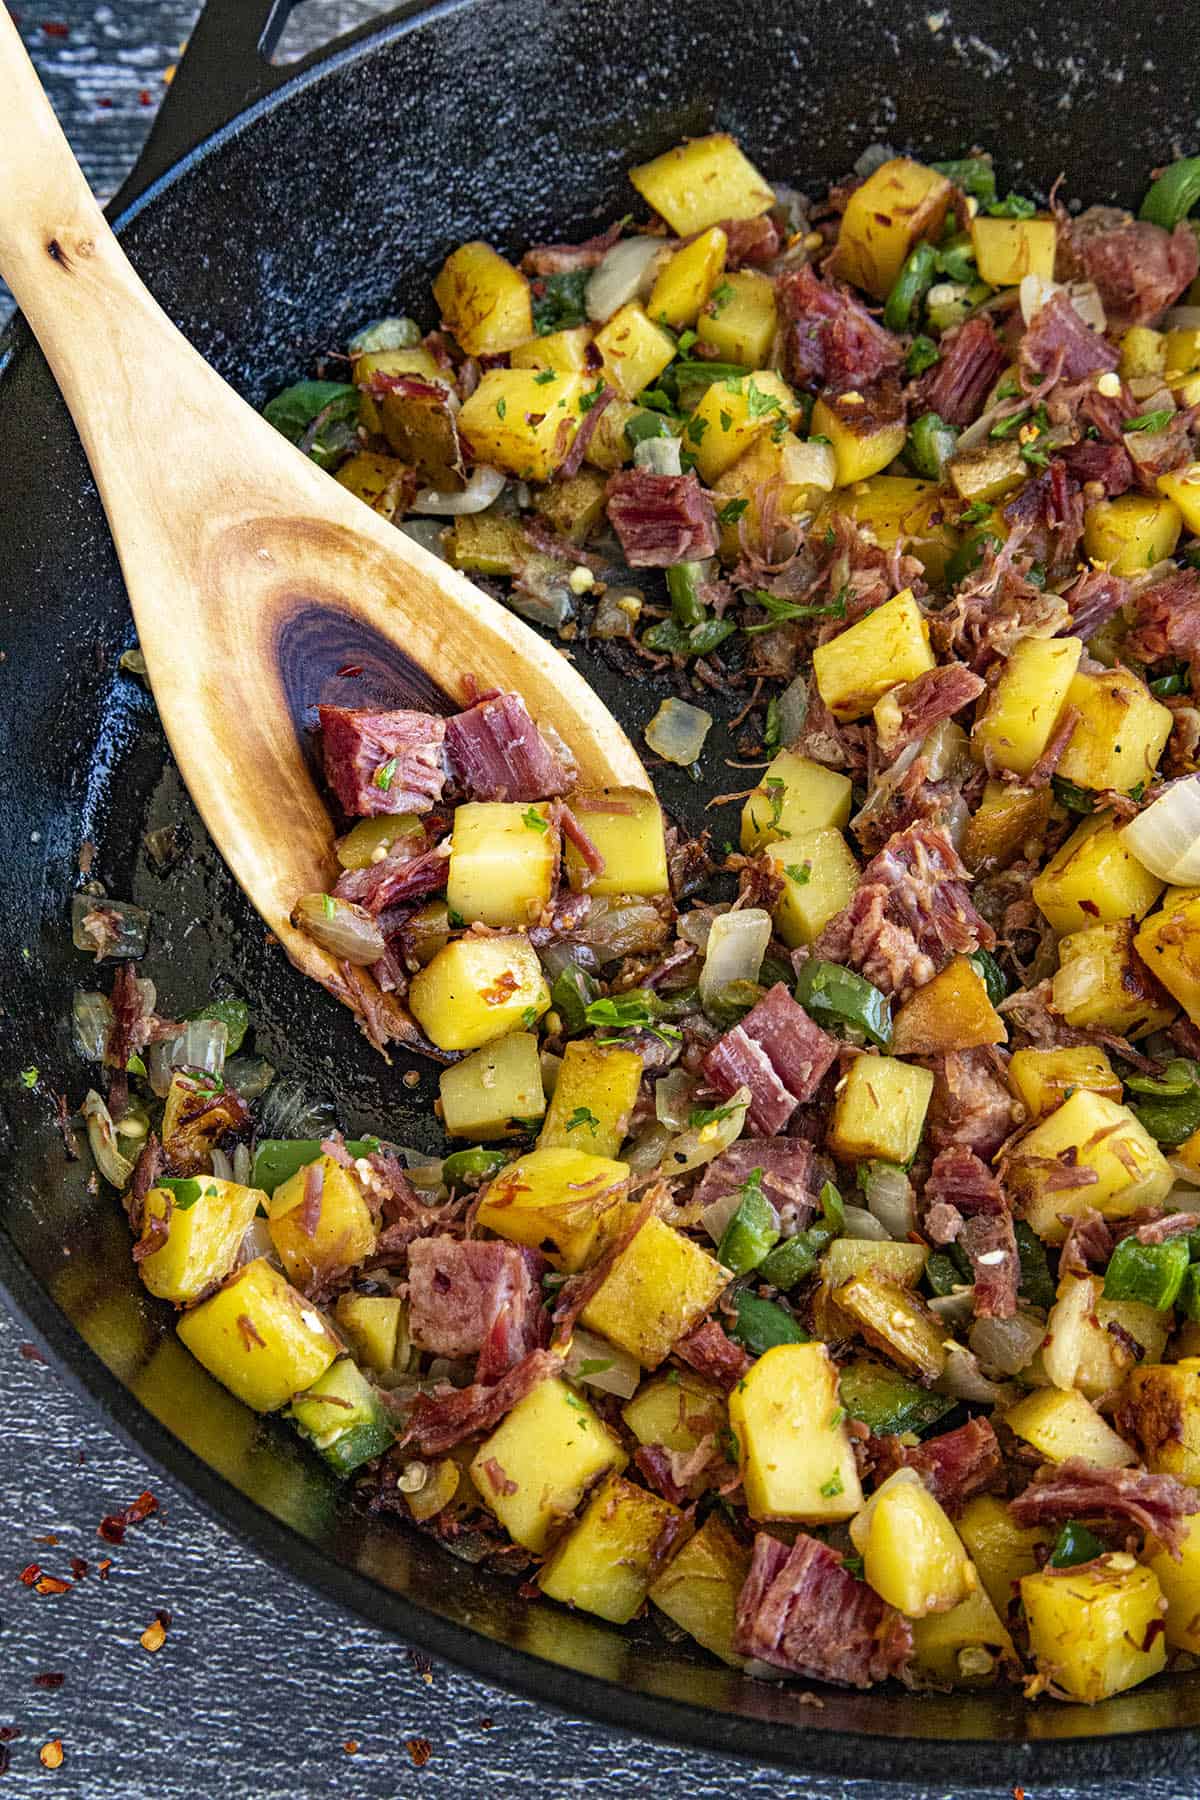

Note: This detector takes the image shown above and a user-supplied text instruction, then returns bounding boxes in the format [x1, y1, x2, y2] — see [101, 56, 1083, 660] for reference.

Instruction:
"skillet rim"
[1, 2, 1197, 1779]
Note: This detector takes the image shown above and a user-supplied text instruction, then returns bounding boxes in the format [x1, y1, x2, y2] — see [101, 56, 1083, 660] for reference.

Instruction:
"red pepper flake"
[479, 1717, 494, 1730]
[34, 1575, 72, 1597]
[33, 1535, 58, 1547]
[140, 1618, 167, 1654]
[19, 1564, 41, 1587]
[97, 1559, 113, 1580]
[33, 1673, 64, 1690]
[138, 89, 151, 105]
[98, 1490, 159, 1544]
[343, 1741, 359, 1755]
[40, 20, 69, 36]
[0, 1729, 21, 1742]
[39, 1740, 64, 1770]
[70, 1558, 88, 1582]
[18, 1342, 45, 1363]
[96, 96, 112, 109]
[405, 1738, 432, 1768]
[407, 1649, 434, 1684]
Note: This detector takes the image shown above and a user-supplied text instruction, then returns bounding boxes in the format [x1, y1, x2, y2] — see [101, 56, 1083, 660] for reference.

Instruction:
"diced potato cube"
[137, 1177, 263, 1304]
[1005, 1089, 1173, 1242]
[267, 1154, 377, 1289]
[1042, 1274, 1167, 1399]
[834, 1272, 947, 1382]
[1021, 1556, 1166, 1703]
[532, 468, 609, 544]
[740, 748, 853, 851]
[538, 1041, 642, 1159]
[712, 430, 836, 556]
[910, 1583, 1016, 1687]
[971, 635, 1081, 778]
[958, 1494, 1047, 1617]
[1120, 327, 1167, 381]
[408, 935, 550, 1053]
[457, 369, 593, 481]
[890, 956, 1006, 1057]
[476, 1145, 629, 1270]
[822, 1239, 928, 1289]
[622, 1371, 727, 1451]
[835, 157, 954, 298]
[687, 370, 799, 483]
[1165, 325, 1200, 378]
[647, 1513, 751, 1666]
[821, 476, 958, 584]
[728, 1342, 864, 1522]
[1031, 814, 1164, 936]
[1003, 1387, 1135, 1468]
[697, 268, 778, 368]
[439, 1031, 545, 1139]
[1083, 493, 1183, 577]
[470, 1376, 627, 1551]
[446, 513, 528, 577]
[969, 215, 1057, 285]
[648, 225, 727, 329]
[828, 1054, 935, 1164]
[1008, 1045, 1123, 1120]
[1120, 1359, 1200, 1484]
[354, 346, 445, 433]
[962, 779, 1052, 874]
[432, 240, 532, 355]
[1136, 891, 1200, 1026]
[628, 133, 775, 236]
[1156, 461, 1200, 537]
[446, 800, 557, 929]
[594, 302, 676, 399]
[511, 324, 595, 371]
[1056, 667, 1173, 793]
[1145, 1510, 1200, 1652]
[812, 588, 935, 722]
[581, 1212, 728, 1368]
[583, 396, 638, 471]
[177, 1257, 340, 1413]
[334, 1291, 410, 1383]
[1052, 919, 1176, 1040]
[850, 1469, 975, 1617]
[766, 828, 860, 947]
[947, 440, 1026, 505]
[563, 788, 669, 896]
[334, 451, 413, 522]
[538, 1472, 686, 1623]
[811, 390, 907, 486]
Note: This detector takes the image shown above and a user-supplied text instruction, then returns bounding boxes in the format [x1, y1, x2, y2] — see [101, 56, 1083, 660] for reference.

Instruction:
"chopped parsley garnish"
[743, 586, 848, 633]
[1123, 408, 1174, 434]
[819, 1471, 845, 1499]
[585, 993, 682, 1046]
[373, 758, 398, 791]
[717, 497, 749, 526]
[447, 906, 466, 928]
[19, 1066, 38, 1089]
[565, 1106, 600, 1133]
[762, 776, 788, 834]
[707, 281, 735, 315]
[959, 498, 993, 525]
[521, 806, 549, 833]
[744, 376, 782, 419]
[763, 694, 782, 753]
[785, 861, 812, 885]
[531, 269, 589, 335]
[578, 379, 606, 413]
[533, 368, 557, 385]
[520, 1006, 540, 1030]
[689, 1102, 741, 1128]
[685, 414, 709, 444]
[718, 1426, 741, 1466]
[1020, 442, 1050, 468]
[496, 397, 507, 419]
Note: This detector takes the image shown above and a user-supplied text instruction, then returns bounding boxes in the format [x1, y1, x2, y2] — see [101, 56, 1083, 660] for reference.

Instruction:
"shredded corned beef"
[702, 983, 838, 1133]
[1127, 568, 1200, 680]
[719, 214, 782, 268]
[733, 1532, 912, 1686]
[1002, 459, 1085, 579]
[674, 1318, 753, 1392]
[923, 1147, 1018, 1318]
[923, 1048, 1016, 1162]
[1062, 207, 1199, 331]
[407, 1237, 544, 1380]
[605, 469, 719, 566]
[921, 317, 1007, 426]
[401, 1348, 564, 1455]
[1020, 290, 1120, 385]
[521, 221, 624, 275]
[692, 1139, 817, 1234]
[776, 263, 901, 393]
[333, 843, 450, 913]
[871, 1418, 1003, 1514]
[444, 692, 575, 802]
[1058, 438, 1134, 498]
[1058, 566, 1130, 642]
[880, 663, 985, 757]
[1009, 1460, 1200, 1558]
[318, 706, 447, 819]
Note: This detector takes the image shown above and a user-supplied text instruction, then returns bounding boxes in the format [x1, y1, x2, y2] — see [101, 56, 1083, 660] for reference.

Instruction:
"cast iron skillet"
[2, 0, 1199, 1780]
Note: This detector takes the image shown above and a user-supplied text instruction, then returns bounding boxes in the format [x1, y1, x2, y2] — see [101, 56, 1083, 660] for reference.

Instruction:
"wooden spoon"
[0, 13, 648, 1058]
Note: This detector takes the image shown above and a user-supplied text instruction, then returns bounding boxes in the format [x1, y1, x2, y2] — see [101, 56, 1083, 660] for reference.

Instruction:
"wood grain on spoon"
[0, 10, 648, 1058]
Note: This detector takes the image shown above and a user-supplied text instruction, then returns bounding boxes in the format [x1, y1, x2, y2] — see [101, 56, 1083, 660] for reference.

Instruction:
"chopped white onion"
[660, 1085, 750, 1178]
[777, 673, 809, 748]
[634, 436, 683, 476]
[969, 1310, 1045, 1378]
[82, 1089, 134, 1189]
[624, 1121, 674, 1173]
[1122, 774, 1200, 885]
[209, 1147, 234, 1181]
[678, 908, 719, 953]
[564, 1326, 641, 1399]
[934, 1341, 1018, 1407]
[654, 1067, 697, 1131]
[701, 1185, 747, 1246]
[238, 1216, 275, 1265]
[292, 894, 388, 965]
[842, 1204, 890, 1241]
[644, 697, 712, 767]
[930, 1289, 977, 1330]
[72, 991, 113, 1062]
[698, 908, 772, 1009]
[233, 1141, 253, 1186]
[861, 1161, 915, 1239]
[177, 1018, 228, 1076]
[409, 464, 506, 516]
[1019, 272, 1060, 325]
[585, 236, 665, 323]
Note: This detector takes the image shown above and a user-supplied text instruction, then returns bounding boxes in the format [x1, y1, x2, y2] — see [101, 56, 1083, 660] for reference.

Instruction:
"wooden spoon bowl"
[0, 10, 648, 1056]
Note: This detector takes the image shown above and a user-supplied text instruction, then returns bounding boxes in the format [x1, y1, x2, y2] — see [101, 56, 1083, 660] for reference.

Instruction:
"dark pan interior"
[3, 0, 1200, 1780]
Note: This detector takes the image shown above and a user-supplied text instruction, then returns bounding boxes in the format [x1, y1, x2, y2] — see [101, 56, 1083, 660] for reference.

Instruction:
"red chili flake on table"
[96, 96, 112, 109]
[17, 1342, 45, 1364]
[98, 1490, 159, 1544]
[343, 1741, 359, 1756]
[39, 1741, 64, 1770]
[33, 1674, 64, 1691]
[138, 89, 151, 105]
[34, 1575, 72, 1597]
[405, 1738, 432, 1768]
[33, 1535, 58, 1547]
[70, 1558, 88, 1582]
[40, 20, 69, 35]
[407, 1649, 434, 1684]
[97, 1559, 113, 1581]
[18, 1564, 41, 1586]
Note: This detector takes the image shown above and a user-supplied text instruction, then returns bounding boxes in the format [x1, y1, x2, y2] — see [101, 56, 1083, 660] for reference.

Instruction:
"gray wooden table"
[0, 5, 1191, 1795]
